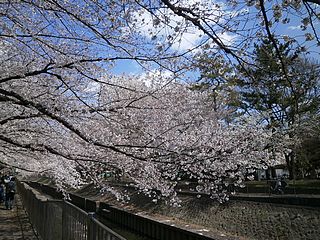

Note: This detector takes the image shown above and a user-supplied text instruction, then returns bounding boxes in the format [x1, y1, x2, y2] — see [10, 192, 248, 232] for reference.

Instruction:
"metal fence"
[62, 200, 126, 240]
[17, 181, 63, 240]
[17, 181, 126, 240]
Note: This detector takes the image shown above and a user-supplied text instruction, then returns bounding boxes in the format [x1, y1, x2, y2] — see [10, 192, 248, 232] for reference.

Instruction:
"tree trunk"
[266, 168, 271, 180]
[310, 168, 317, 179]
[285, 152, 296, 180]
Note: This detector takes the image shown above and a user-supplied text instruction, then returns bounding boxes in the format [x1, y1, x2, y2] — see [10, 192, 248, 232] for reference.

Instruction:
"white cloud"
[136, 69, 176, 88]
[130, 0, 235, 52]
[84, 81, 100, 93]
[217, 32, 236, 47]
[170, 31, 203, 51]
[288, 25, 301, 30]
[132, 10, 202, 51]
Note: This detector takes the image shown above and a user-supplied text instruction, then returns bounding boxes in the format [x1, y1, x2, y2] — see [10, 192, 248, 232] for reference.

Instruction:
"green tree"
[295, 115, 320, 178]
[196, 39, 319, 179]
[232, 39, 320, 179]
[191, 54, 240, 124]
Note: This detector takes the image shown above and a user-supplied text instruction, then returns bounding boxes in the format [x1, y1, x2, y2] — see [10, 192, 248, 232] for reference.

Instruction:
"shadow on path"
[0, 194, 38, 240]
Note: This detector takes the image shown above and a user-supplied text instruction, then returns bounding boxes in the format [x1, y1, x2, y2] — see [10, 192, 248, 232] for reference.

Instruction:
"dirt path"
[0, 194, 38, 240]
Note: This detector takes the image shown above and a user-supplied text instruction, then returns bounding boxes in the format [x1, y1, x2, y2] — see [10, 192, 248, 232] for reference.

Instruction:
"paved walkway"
[0, 194, 38, 240]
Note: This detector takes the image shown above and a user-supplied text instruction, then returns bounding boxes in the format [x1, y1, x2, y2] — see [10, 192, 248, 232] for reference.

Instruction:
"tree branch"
[0, 114, 42, 125]
[0, 88, 148, 161]
[304, 0, 320, 5]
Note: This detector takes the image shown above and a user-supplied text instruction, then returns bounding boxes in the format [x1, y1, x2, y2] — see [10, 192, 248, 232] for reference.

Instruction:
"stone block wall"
[153, 197, 320, 240]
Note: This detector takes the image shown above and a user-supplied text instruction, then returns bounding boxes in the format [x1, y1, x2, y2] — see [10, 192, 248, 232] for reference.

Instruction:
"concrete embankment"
[26, 180, 320, 240]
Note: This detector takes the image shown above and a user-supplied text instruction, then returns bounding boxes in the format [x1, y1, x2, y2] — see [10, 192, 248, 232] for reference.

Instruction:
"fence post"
[62, 201, 67, 240]
[87, 212, 96, 240]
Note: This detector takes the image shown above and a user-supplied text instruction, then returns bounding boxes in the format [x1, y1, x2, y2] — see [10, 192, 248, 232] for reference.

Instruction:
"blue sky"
[112, 60, 143, 75]
[109, 0, 319, 77]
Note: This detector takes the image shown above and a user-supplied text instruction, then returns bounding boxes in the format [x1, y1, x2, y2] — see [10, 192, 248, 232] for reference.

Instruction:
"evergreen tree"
[232, 39, 320, 179]
[196, 39, 319, 179]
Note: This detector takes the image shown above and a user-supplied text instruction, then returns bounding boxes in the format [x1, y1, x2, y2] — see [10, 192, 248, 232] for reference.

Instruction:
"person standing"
[0, 183, 4, 203]
[5, 177, 16, 210]
[274, 177, 284, 194]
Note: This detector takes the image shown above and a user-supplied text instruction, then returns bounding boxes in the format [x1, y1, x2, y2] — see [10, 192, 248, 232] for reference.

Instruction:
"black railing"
[17, 181, 126, 240]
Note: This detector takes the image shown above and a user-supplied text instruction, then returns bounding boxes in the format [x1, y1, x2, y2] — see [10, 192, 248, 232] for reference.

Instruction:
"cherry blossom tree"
[1, 0, 318, 202]
[0, 62, 285, 203]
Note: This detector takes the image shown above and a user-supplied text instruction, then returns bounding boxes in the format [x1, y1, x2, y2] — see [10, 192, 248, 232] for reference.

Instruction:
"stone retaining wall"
[26, 180, 320, 240]
[152, 196, 320, 240]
